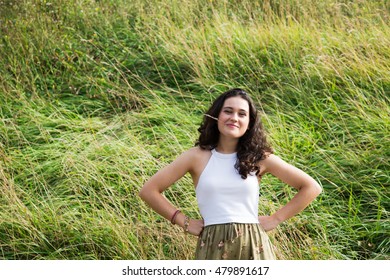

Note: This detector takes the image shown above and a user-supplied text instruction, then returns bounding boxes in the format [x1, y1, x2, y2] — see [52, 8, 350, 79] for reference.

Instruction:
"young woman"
[139, 88, 322, 260]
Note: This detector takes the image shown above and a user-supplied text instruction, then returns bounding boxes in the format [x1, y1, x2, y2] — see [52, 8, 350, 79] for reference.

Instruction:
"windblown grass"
[0, 0, 388, 259]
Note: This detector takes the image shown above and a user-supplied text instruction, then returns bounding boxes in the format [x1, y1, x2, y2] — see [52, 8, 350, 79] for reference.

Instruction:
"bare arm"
[259, 154, 322, 231]
[139, 148, 204, 236]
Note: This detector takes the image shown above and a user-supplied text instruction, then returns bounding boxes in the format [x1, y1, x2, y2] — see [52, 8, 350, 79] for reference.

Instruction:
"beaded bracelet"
[183, 215, 190, 234]
[170, 209, 181, 224]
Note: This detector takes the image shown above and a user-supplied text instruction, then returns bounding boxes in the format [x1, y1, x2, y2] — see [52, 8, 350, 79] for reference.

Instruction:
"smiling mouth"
[226, 124, 239, 128]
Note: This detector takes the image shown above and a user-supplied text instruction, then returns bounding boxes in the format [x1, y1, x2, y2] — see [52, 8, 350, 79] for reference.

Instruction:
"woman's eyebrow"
[222, 106, 248, 112]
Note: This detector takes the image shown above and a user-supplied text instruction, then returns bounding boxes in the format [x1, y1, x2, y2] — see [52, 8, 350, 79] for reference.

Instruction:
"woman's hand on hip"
[258, 215, 280, 232]
[188, 219, 204, 236]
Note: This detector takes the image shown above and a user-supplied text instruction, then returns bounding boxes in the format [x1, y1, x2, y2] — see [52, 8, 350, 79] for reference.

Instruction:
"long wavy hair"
[195, 88, 273, 179]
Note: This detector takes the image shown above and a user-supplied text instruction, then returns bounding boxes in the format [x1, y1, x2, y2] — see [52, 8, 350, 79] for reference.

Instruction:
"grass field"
[0, 0, 389, 259]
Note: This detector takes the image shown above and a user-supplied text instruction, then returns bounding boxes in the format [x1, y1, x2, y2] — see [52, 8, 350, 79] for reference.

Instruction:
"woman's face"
[217, 96, 250, 139]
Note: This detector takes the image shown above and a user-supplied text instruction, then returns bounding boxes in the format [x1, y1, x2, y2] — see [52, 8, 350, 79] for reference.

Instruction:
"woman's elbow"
[138, 185, 149, 201]
[312, 181, 322, 197]
[139, 182, 160, 202]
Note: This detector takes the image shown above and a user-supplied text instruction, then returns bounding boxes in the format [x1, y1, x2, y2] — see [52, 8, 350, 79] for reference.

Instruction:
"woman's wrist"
[270, 213, 284, 225]
[183, 215, 190, 234]
[172, 211, 190, 231]
[170, 209, 181, 224]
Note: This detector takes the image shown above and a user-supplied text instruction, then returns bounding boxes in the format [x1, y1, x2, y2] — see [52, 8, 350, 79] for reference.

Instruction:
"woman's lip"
[226, 123, 239, 128]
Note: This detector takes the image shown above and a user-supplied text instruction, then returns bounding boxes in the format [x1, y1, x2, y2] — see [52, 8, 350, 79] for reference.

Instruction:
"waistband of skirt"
[204, 222, 259, 229]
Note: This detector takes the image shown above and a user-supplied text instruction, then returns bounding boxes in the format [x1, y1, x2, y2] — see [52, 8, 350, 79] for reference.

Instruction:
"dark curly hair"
[195, 88, 273, 179]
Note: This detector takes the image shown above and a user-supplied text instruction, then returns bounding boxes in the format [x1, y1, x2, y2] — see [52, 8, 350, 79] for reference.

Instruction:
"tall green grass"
[0, 0, 388, 259]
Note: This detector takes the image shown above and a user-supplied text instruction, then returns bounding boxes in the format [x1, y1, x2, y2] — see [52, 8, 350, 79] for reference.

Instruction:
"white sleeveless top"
[195, 149, 260, 226]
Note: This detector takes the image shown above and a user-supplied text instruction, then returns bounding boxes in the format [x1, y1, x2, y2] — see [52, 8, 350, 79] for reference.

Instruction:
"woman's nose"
[230, 113, 238, 121]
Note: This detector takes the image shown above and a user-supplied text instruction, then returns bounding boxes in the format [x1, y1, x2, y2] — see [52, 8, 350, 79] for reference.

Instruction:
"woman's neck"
[216, 137, 238, 154]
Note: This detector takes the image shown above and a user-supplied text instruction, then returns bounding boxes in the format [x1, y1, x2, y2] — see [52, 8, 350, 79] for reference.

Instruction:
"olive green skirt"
[195, 223, 276, 260]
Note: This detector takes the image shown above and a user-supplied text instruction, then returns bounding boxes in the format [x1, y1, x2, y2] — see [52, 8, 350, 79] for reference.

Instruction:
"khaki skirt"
[195, 223, 276, 260]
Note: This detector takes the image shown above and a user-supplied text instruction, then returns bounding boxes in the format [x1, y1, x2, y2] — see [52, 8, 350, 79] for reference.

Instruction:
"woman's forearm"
[272, 182, 322, 224]
[139, 187, 178, 224]
[139, 187, 199, 232]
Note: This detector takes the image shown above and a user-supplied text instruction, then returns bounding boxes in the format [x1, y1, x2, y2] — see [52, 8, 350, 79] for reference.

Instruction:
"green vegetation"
[0, 0, 388, 259]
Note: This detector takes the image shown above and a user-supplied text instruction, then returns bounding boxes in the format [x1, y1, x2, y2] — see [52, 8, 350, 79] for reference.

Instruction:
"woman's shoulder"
[176, 147, 211, 173]
[259, 152, 298, 176]
[257, 152, 278, 175]
[259, 152, 279, 164]
[185, 146, 212, 176]
[179, 146, 212, 166]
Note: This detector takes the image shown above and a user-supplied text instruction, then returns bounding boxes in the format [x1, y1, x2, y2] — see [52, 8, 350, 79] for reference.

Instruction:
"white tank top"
[195, 149, 260, 226]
